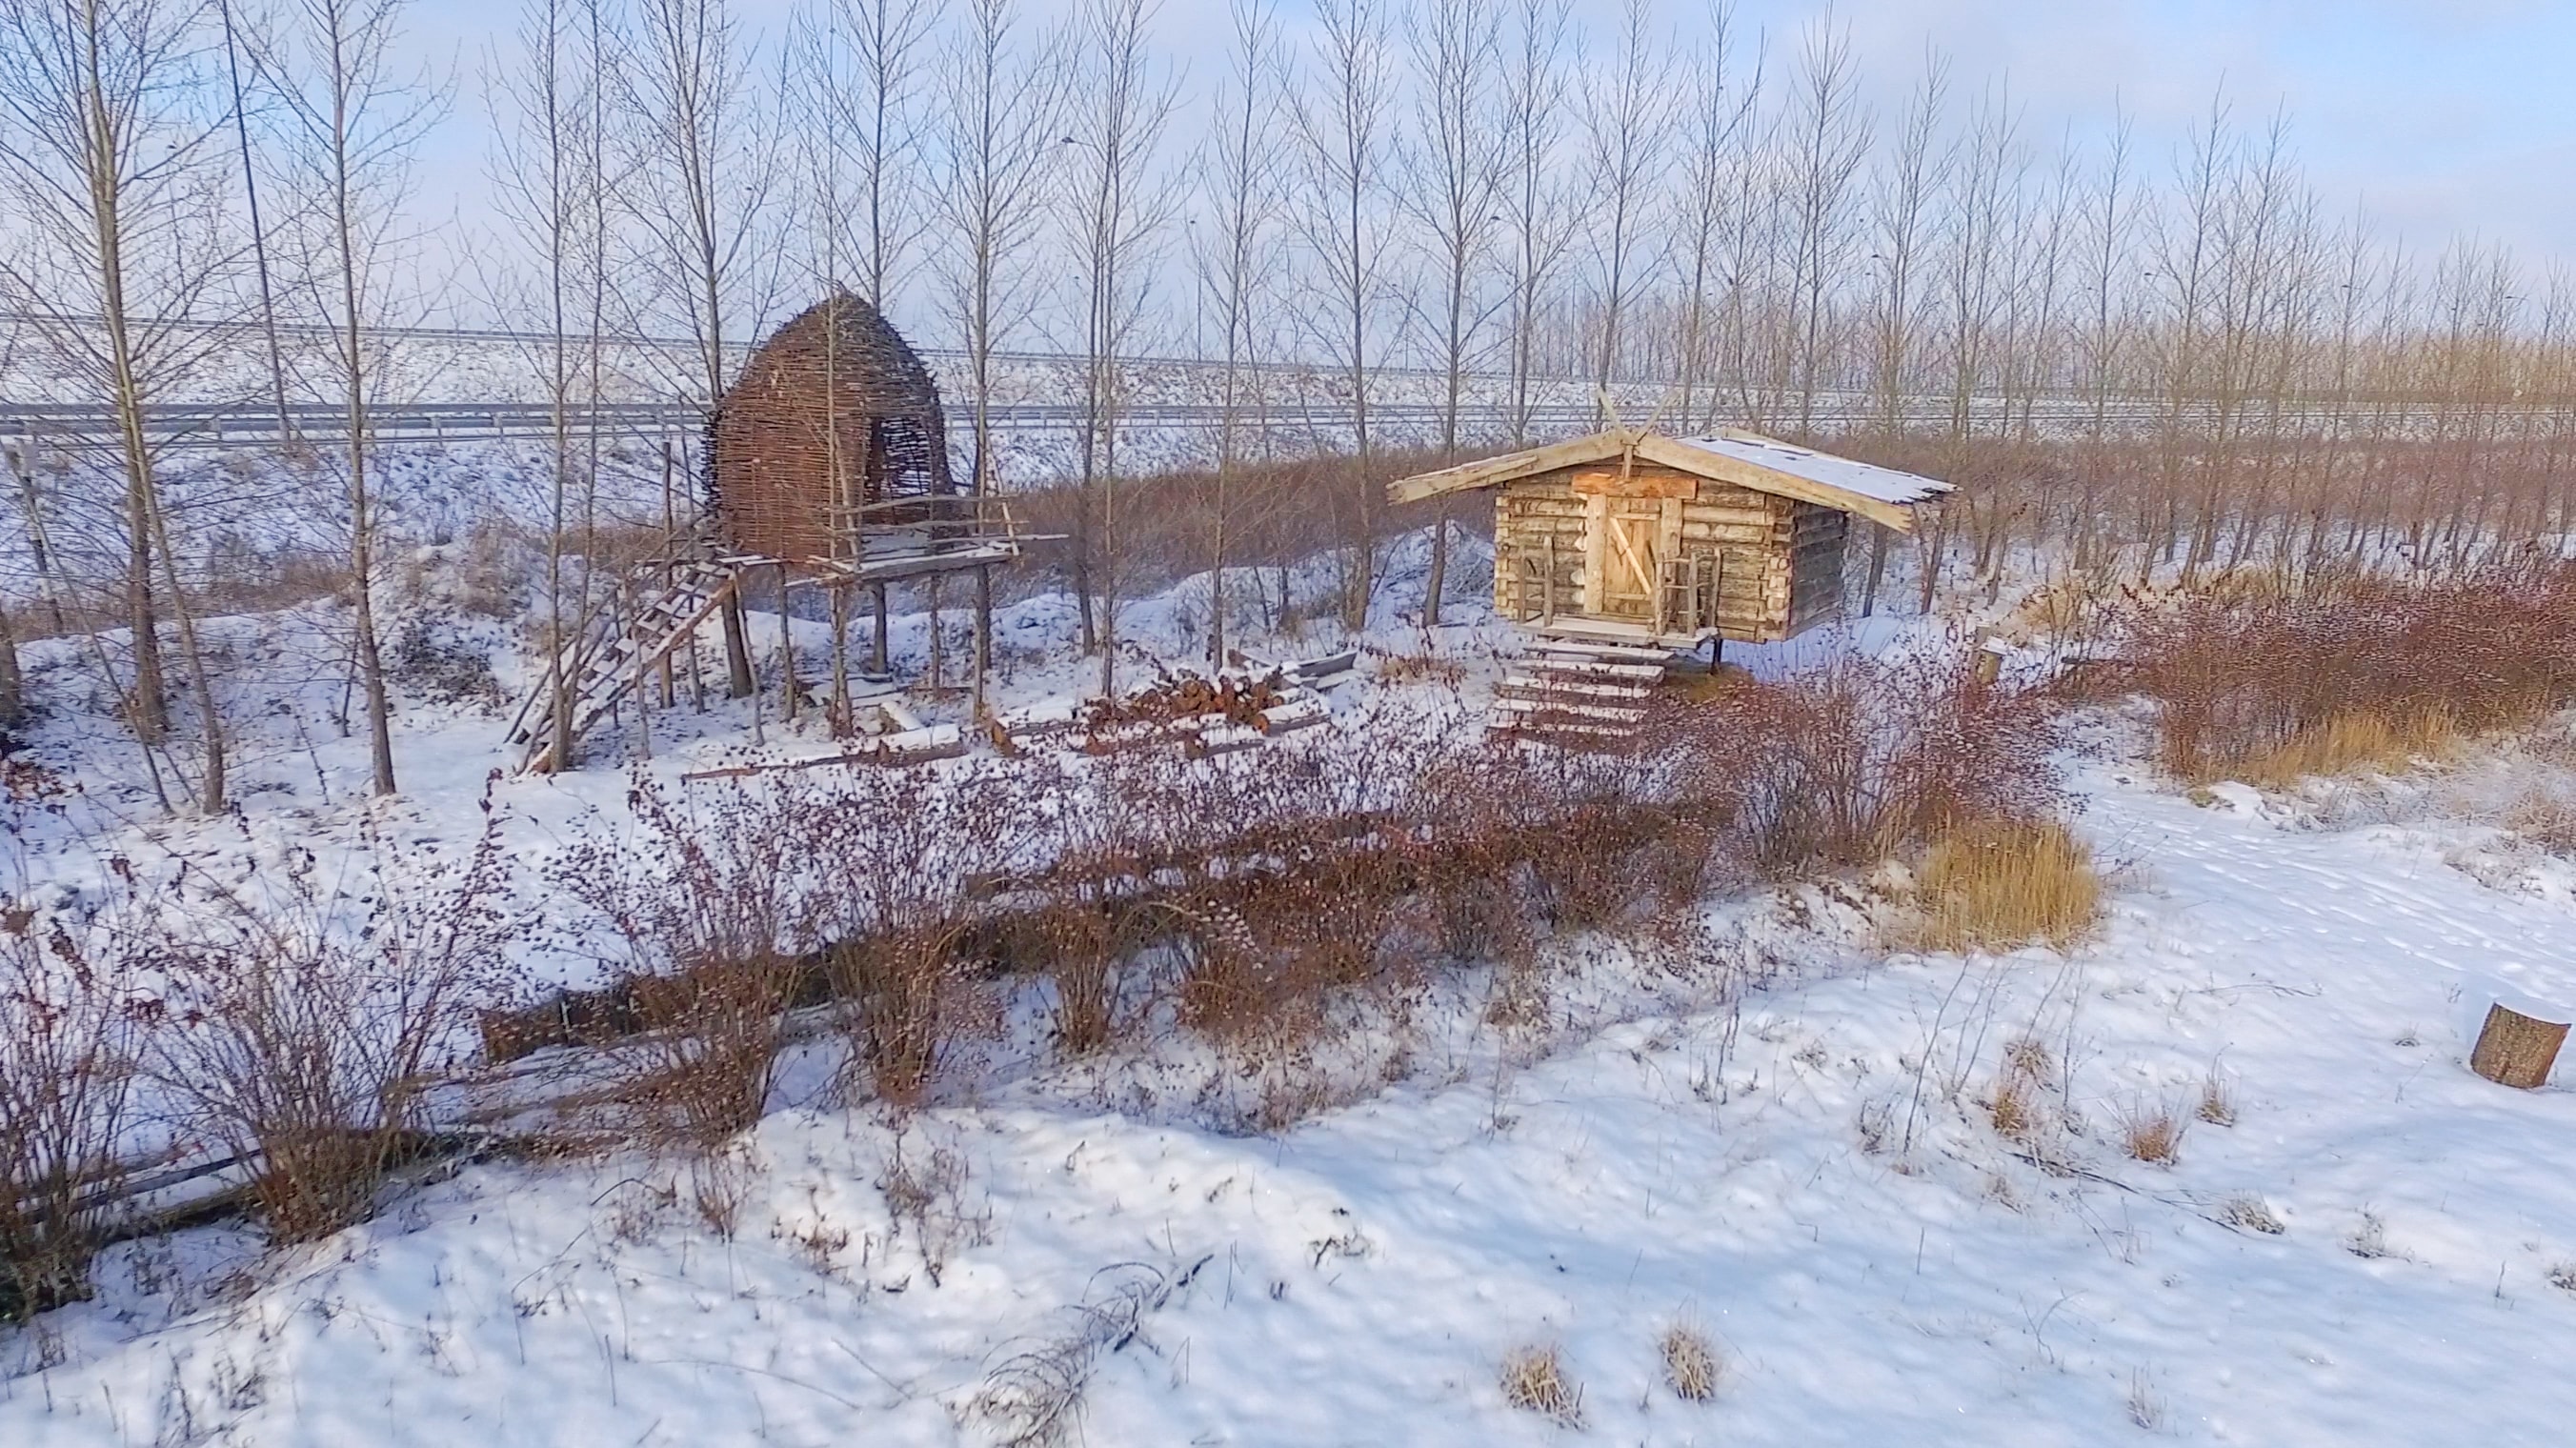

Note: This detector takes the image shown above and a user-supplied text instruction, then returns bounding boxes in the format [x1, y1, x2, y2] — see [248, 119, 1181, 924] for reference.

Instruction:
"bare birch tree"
[489, 0, 615, 771]
[1289, 0, 1396, 628]
[1195, 0, 1283, 662]
[1780, 11, 1869, 432]
[272, 0, 443, 796]
[1064, 0, 1176, 695]
[1578, 0, 1671, 396]
[1671, 4, 1758, 433]
[624, 0, 775, 695]
[0, 0, 239, 810]
[1498, 0, 1573, 444]
[1855, 46, 1942, 613]
[827, 0, 938, 312]
[1399, 0, 1503, 624]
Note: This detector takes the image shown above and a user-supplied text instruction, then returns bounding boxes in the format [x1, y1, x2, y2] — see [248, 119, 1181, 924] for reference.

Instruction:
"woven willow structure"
[708, 291, 956, 569]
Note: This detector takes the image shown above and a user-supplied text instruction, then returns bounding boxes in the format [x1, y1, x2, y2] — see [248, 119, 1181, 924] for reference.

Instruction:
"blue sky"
[401, 0, 2576, 299]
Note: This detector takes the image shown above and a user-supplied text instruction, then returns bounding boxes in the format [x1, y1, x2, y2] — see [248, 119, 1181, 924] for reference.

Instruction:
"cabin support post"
[777, 562, 798, 723]
[720, 593, 755, 698]
[829, 582, 851, 734]
[927, 574, 945, 689]
[871, 583, 890, 675]
[973, 565, 993, 720]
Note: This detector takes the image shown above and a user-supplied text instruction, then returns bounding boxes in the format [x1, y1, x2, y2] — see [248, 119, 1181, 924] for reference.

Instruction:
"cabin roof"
[1386, 428, 1953, 532]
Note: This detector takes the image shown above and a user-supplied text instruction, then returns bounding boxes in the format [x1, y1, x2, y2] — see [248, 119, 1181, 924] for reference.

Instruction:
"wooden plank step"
[1529, 638, 1676, 666]
[1489, 695, 1649, 725]
[1499, 674, 1654, 702]
[1484, 706, 1637, 741]
[1520, 656, 1665, 682]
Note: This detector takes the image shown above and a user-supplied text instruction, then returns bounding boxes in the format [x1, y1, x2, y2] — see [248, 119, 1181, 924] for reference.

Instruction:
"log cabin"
[1389, 429, 1952, 650]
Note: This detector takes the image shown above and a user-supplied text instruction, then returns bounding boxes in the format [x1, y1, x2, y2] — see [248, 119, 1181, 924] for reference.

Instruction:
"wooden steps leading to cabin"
[510, 558, 746, 773]
[1487, 639, 1679, 747]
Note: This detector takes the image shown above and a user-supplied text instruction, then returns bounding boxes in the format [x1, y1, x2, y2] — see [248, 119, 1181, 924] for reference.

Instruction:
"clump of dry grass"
[1499, 1343, 1584, 1425]
[1988, 1071, 2040, 1139]
[1659, 1324, 1722, 1402]
[1908, 816, 2103, 952]
[2222, 1196, 2284, 1235]
[2196, 1070, 2238, 1127]
[2235, 708, 2457, 789]
[2118, 1099, 2186, 1166]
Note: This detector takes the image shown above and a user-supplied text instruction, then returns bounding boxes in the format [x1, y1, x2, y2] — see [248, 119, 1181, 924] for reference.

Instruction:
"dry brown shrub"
[1499, 1342, 1583, 1425]
[1908, 816, 2103, 952]
[557, 779, 815, 1148]
[143, 806, 513, 1242]
[2506, 789, 2576, 856]
[1031, 901, 1122, 1056]
[1660, 1324, 1722, 1402]
[828, 925, 973, 1107]
[1663, 644, 2064, 875]
[0, 899, 139, 1320]
[2123, 563, 2576, 785]
[2118, 1099, 2186, 1166]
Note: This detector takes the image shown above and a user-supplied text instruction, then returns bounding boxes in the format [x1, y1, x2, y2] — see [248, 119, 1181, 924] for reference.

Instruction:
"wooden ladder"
[508, 558, 745, 773]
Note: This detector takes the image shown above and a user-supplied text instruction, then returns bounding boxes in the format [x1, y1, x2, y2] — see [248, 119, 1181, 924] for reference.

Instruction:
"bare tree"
[1497, 0, 1573, 444]
[0, 0, 238, 810]
[827, 0, 938, 312]
[2064, 110, 2134, 575]
[1064, 0, 1176, 695]
[272, 0, 445, 796]
[1399, 0, 1503, 624]
[1289, 0, 1396, 628]
[1578, 0, 1671, 396]
[624, 0, 775, 696]
[1855, 46, 1942, 613]
[488, 0, 616, 772]
[1195, 0, 1283, 663]
[1780, 10, 1870, 433]
[934, 0, 1062, 500]
[1671, 4, 1759, 433]
[217, 0, 294, 438]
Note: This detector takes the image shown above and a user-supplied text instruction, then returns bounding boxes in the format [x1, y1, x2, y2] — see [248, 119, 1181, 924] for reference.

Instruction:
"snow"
[10, 505, 2576, 1441]
[1681, 432, 1955, 507]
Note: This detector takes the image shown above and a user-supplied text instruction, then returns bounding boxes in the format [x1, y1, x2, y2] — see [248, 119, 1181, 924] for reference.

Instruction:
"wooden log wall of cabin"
[1786, 502, 1850, 634]
[1493, 473, 1587, 623]
[1490, 463, 1815, 640]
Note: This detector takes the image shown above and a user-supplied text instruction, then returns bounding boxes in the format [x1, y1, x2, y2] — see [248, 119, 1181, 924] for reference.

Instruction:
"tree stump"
[2470, 1003, 2569, 1089]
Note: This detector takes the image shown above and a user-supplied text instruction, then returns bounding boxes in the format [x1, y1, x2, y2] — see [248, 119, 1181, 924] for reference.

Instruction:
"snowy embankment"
[10, 523, 2576, 1442]
[10, 722, 2576, 1443]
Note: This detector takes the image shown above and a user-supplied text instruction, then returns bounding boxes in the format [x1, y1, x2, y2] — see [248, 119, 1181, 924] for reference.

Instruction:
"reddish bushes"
[2121, 561, 2576, 783]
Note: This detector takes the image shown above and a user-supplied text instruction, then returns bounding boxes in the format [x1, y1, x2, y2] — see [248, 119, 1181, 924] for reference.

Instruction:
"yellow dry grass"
[1907, 816, 2103, 953]
[1659, 1325, 1722, 1402]
[1499, 1344, 1584, 1426]
[2231, 707, 2460, 789]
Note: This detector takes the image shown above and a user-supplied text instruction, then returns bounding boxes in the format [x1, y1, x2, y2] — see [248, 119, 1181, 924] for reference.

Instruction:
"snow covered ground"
[10, 720, 2576, 1443]
[9, 532, 2576, 1444]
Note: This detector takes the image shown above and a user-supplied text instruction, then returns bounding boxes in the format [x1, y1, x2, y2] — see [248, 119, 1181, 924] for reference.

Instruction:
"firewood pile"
[1082, 669, 1289, 730]
[990, 669, 1331, 758]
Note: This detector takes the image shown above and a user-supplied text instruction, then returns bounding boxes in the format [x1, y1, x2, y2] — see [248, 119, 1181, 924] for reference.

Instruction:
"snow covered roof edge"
[1675, 432, 1955, 509]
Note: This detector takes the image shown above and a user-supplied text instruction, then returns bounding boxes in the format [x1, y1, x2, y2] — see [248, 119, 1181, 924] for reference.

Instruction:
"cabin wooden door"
[1599, 502, 1660, 619]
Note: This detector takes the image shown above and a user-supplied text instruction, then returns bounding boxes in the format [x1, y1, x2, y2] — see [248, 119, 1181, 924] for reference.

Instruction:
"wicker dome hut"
[709, 290, 956, 570]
